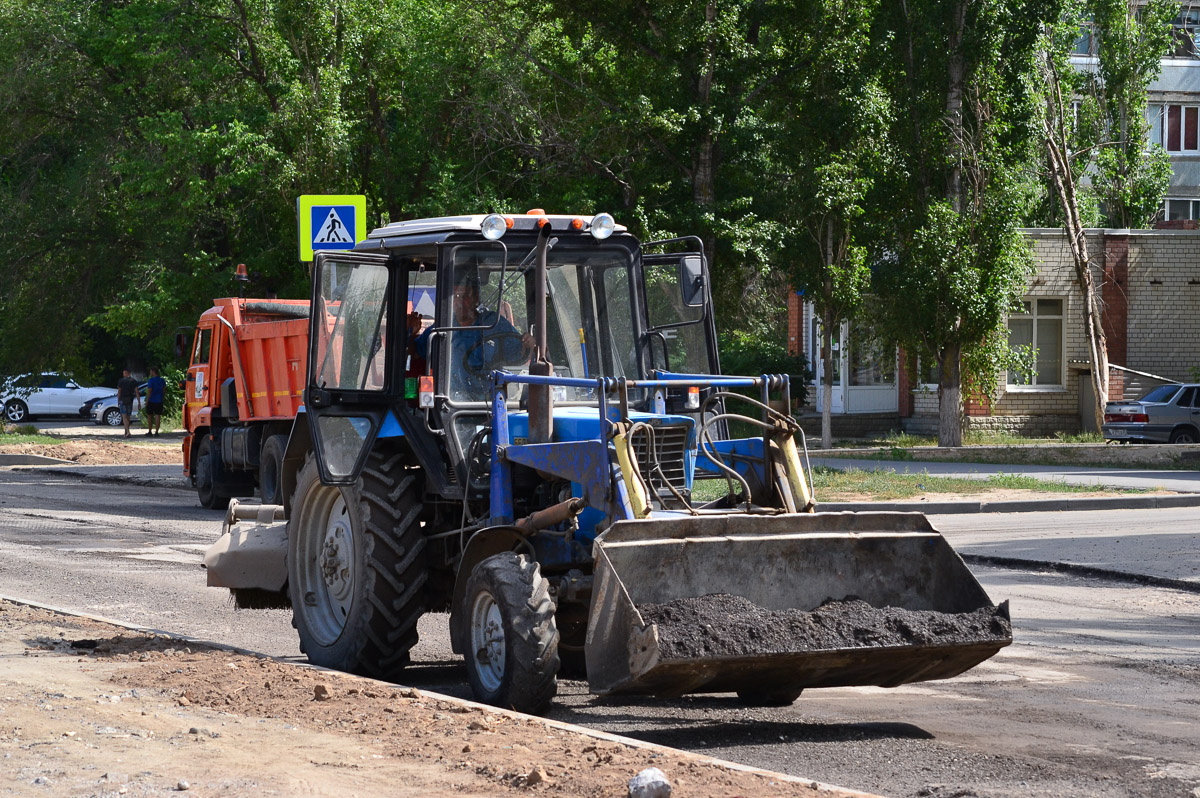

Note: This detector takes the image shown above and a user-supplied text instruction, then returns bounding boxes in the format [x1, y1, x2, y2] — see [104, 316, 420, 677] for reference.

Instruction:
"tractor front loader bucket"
[585, 512, 1010, 698]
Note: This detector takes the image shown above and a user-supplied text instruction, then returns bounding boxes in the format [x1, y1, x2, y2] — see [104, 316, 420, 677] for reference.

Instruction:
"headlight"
[589, 213, 615, 240]
[481, 214, 510, 240]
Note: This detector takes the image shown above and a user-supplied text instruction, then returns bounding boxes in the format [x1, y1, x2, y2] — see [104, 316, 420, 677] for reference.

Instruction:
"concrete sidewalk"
[808, 455, 1200, 493]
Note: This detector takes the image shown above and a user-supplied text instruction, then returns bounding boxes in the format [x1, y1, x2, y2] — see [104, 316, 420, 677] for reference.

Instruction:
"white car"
[1, 372, 114, 423]
[90, 385, 146, 427]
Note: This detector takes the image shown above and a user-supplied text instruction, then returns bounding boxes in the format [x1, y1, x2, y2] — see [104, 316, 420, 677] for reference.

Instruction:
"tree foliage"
[869, 0, 1049, 446]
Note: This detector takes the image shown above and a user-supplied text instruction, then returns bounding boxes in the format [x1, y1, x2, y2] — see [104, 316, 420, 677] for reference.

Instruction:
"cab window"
[193, 328, 212, 365]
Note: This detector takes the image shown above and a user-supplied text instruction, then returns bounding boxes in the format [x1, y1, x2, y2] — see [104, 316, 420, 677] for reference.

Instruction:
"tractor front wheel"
[287, 451, 427, 682]
[461, 552, 559, 714]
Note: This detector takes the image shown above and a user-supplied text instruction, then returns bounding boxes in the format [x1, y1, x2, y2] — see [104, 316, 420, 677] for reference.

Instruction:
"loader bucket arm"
[585, 512, 1011, 697]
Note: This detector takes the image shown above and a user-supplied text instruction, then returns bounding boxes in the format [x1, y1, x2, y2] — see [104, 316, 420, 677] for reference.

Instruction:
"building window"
[1163, 104, 1200, 152]
[1073, 21, 1097, 56]
[1174, 9, 1200, 58]
[1163, 197, 1200, 220]
[1008, 299, 1063, 387]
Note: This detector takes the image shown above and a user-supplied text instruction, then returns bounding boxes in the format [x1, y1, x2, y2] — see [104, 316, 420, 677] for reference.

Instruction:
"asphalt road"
[0, 466, 1198, 797]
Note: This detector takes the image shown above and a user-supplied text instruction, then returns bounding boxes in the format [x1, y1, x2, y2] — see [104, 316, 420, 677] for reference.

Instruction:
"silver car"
[1102, 383, 1200, 444]
[90, 384, 146, 427]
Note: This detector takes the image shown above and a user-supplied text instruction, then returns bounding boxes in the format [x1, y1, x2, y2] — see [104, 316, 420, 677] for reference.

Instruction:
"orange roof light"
[536, 217, 550, 228]
[526, 208, 546, 215]
[234, 263, 250, 282]
[570, 217, 584, 230]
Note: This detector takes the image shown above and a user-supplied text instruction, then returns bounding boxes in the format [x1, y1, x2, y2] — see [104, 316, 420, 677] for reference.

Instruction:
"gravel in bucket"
[637, 593, 1011, 660]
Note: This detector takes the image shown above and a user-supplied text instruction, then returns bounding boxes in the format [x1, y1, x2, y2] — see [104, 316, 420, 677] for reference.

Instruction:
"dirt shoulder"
[0, 438, 179, 465]
[0, 600, 866, 798]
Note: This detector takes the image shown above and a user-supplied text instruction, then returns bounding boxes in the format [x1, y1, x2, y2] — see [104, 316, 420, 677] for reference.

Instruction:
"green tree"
[1037, 0, 1175, 430]
[763, 0, 887, 448]
[0, 0, 507, 376]
[871, 0, 1048, 447]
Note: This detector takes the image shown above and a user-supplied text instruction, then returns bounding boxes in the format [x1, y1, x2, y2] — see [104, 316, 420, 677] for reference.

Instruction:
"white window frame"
[1162, 104, 1200, 153]
[1163, 197, 1200, 221]
[1007, 297, 1066, 391]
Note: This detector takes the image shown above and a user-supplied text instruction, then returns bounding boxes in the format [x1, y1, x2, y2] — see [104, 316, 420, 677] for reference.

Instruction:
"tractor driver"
[408, 270, 534, 400]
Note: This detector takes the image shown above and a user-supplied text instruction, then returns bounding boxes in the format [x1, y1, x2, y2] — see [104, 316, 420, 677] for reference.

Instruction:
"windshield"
[444, 244, 636, 403]
[1140, 384, 1181, 404]
[313, 259, 390, 391]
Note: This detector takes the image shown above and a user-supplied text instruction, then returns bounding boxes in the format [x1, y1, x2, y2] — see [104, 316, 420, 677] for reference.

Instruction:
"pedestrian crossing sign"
[296, 195, 367, 261]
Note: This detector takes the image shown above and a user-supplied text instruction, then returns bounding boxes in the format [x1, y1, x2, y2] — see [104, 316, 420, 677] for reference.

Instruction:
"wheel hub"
[471, 593, 506, 693]
[319, 512, 353, 603]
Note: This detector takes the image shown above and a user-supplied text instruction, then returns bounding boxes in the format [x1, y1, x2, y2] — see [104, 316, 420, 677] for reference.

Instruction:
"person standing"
[116, 369, 141, 439]
[145, 367, 166, 436]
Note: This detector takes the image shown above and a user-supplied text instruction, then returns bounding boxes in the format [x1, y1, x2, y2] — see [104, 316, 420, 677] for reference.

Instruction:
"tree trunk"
[938, 342, 964, 447]
[1041, 72, 1110, 430]
[821, 304, 834, 450]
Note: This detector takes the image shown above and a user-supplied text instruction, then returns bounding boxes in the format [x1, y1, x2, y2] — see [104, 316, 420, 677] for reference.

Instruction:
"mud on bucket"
[584, 512, 1011, 698]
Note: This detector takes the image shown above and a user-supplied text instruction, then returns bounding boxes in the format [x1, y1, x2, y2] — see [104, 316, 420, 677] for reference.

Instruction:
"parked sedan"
[90, 384, 146, 427]
[1, 372, 114, 423]
[1102, 383, 1200, 444]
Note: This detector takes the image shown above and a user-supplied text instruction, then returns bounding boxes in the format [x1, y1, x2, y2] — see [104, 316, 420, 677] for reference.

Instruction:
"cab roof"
[366, 213, 628, 241]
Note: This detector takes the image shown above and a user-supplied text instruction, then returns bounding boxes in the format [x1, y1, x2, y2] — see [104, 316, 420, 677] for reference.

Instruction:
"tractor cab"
[302, 213, 719, 505]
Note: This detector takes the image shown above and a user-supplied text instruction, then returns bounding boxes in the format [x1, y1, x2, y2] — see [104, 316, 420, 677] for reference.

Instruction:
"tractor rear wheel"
[287, 450, 427, 682]
[461, 552, 559, 714]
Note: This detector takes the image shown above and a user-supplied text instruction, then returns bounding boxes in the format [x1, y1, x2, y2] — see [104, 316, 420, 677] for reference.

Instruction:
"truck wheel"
[4, 399, 29, 423]
[462, 552, 559, 714]
[259, 434, 287, 505]
[195, 436, 230, 511]
[736, 687, 803, 707]
[288, 451, 427, 682]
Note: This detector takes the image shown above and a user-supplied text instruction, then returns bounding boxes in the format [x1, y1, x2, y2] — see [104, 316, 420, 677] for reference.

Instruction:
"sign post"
[296, 195, 368, 262]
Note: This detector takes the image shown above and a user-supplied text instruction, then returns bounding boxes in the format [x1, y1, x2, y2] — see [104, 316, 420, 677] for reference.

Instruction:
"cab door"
[305, 251, 395, 485]
[186, 324, 215, 429]
[640, 240, 720, 378]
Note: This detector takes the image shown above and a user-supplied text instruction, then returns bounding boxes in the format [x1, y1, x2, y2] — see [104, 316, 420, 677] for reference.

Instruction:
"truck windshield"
[313, 259, 390, 391]
[445, 245, 636, 403]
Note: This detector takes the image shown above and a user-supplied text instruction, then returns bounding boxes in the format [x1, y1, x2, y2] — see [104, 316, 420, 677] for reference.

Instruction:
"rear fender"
[448, 525, 531, 655]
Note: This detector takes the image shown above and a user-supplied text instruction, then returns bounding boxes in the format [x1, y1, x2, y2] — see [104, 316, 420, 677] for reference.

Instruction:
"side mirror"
[680, 255, 705, 307]
[174, 328, 192, 360]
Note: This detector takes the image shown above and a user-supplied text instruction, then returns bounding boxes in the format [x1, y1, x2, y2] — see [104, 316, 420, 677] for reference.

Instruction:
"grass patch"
[832, 429, 1107, 449]
[693, 466, 1145, 503]
[813, 467, 1141, 500]
[0, 424, 60, 445]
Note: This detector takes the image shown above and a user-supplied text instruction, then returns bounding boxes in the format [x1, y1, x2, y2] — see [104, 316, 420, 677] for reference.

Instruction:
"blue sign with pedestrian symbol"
[296, 195, 367, 261]
[312, 205, 355, 249]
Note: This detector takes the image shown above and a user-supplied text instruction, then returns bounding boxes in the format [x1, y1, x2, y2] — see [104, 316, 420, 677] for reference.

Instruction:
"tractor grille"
[630, 422, 690, 497]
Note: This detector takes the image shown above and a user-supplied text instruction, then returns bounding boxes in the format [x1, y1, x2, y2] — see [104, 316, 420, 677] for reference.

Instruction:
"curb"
[820, 492, 1200, 514]
[7, 465, 189, 491]
[960, 554, 1200, 594]
[0, 454, 74, 465]
[0, 592, 877, 798]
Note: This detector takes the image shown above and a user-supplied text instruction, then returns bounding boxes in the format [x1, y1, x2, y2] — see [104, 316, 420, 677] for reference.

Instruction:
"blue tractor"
[205, 212, 1010, 715]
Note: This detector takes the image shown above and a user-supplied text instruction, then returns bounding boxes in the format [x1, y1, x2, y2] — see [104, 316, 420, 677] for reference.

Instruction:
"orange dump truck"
[180, 298, 309, 509]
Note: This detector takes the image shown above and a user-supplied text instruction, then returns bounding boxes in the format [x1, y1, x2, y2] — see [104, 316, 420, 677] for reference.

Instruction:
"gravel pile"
[637, 593, 1011, 659]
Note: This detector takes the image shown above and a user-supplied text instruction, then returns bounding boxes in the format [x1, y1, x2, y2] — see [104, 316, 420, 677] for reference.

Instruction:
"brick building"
[792, 227, 1200, 437]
